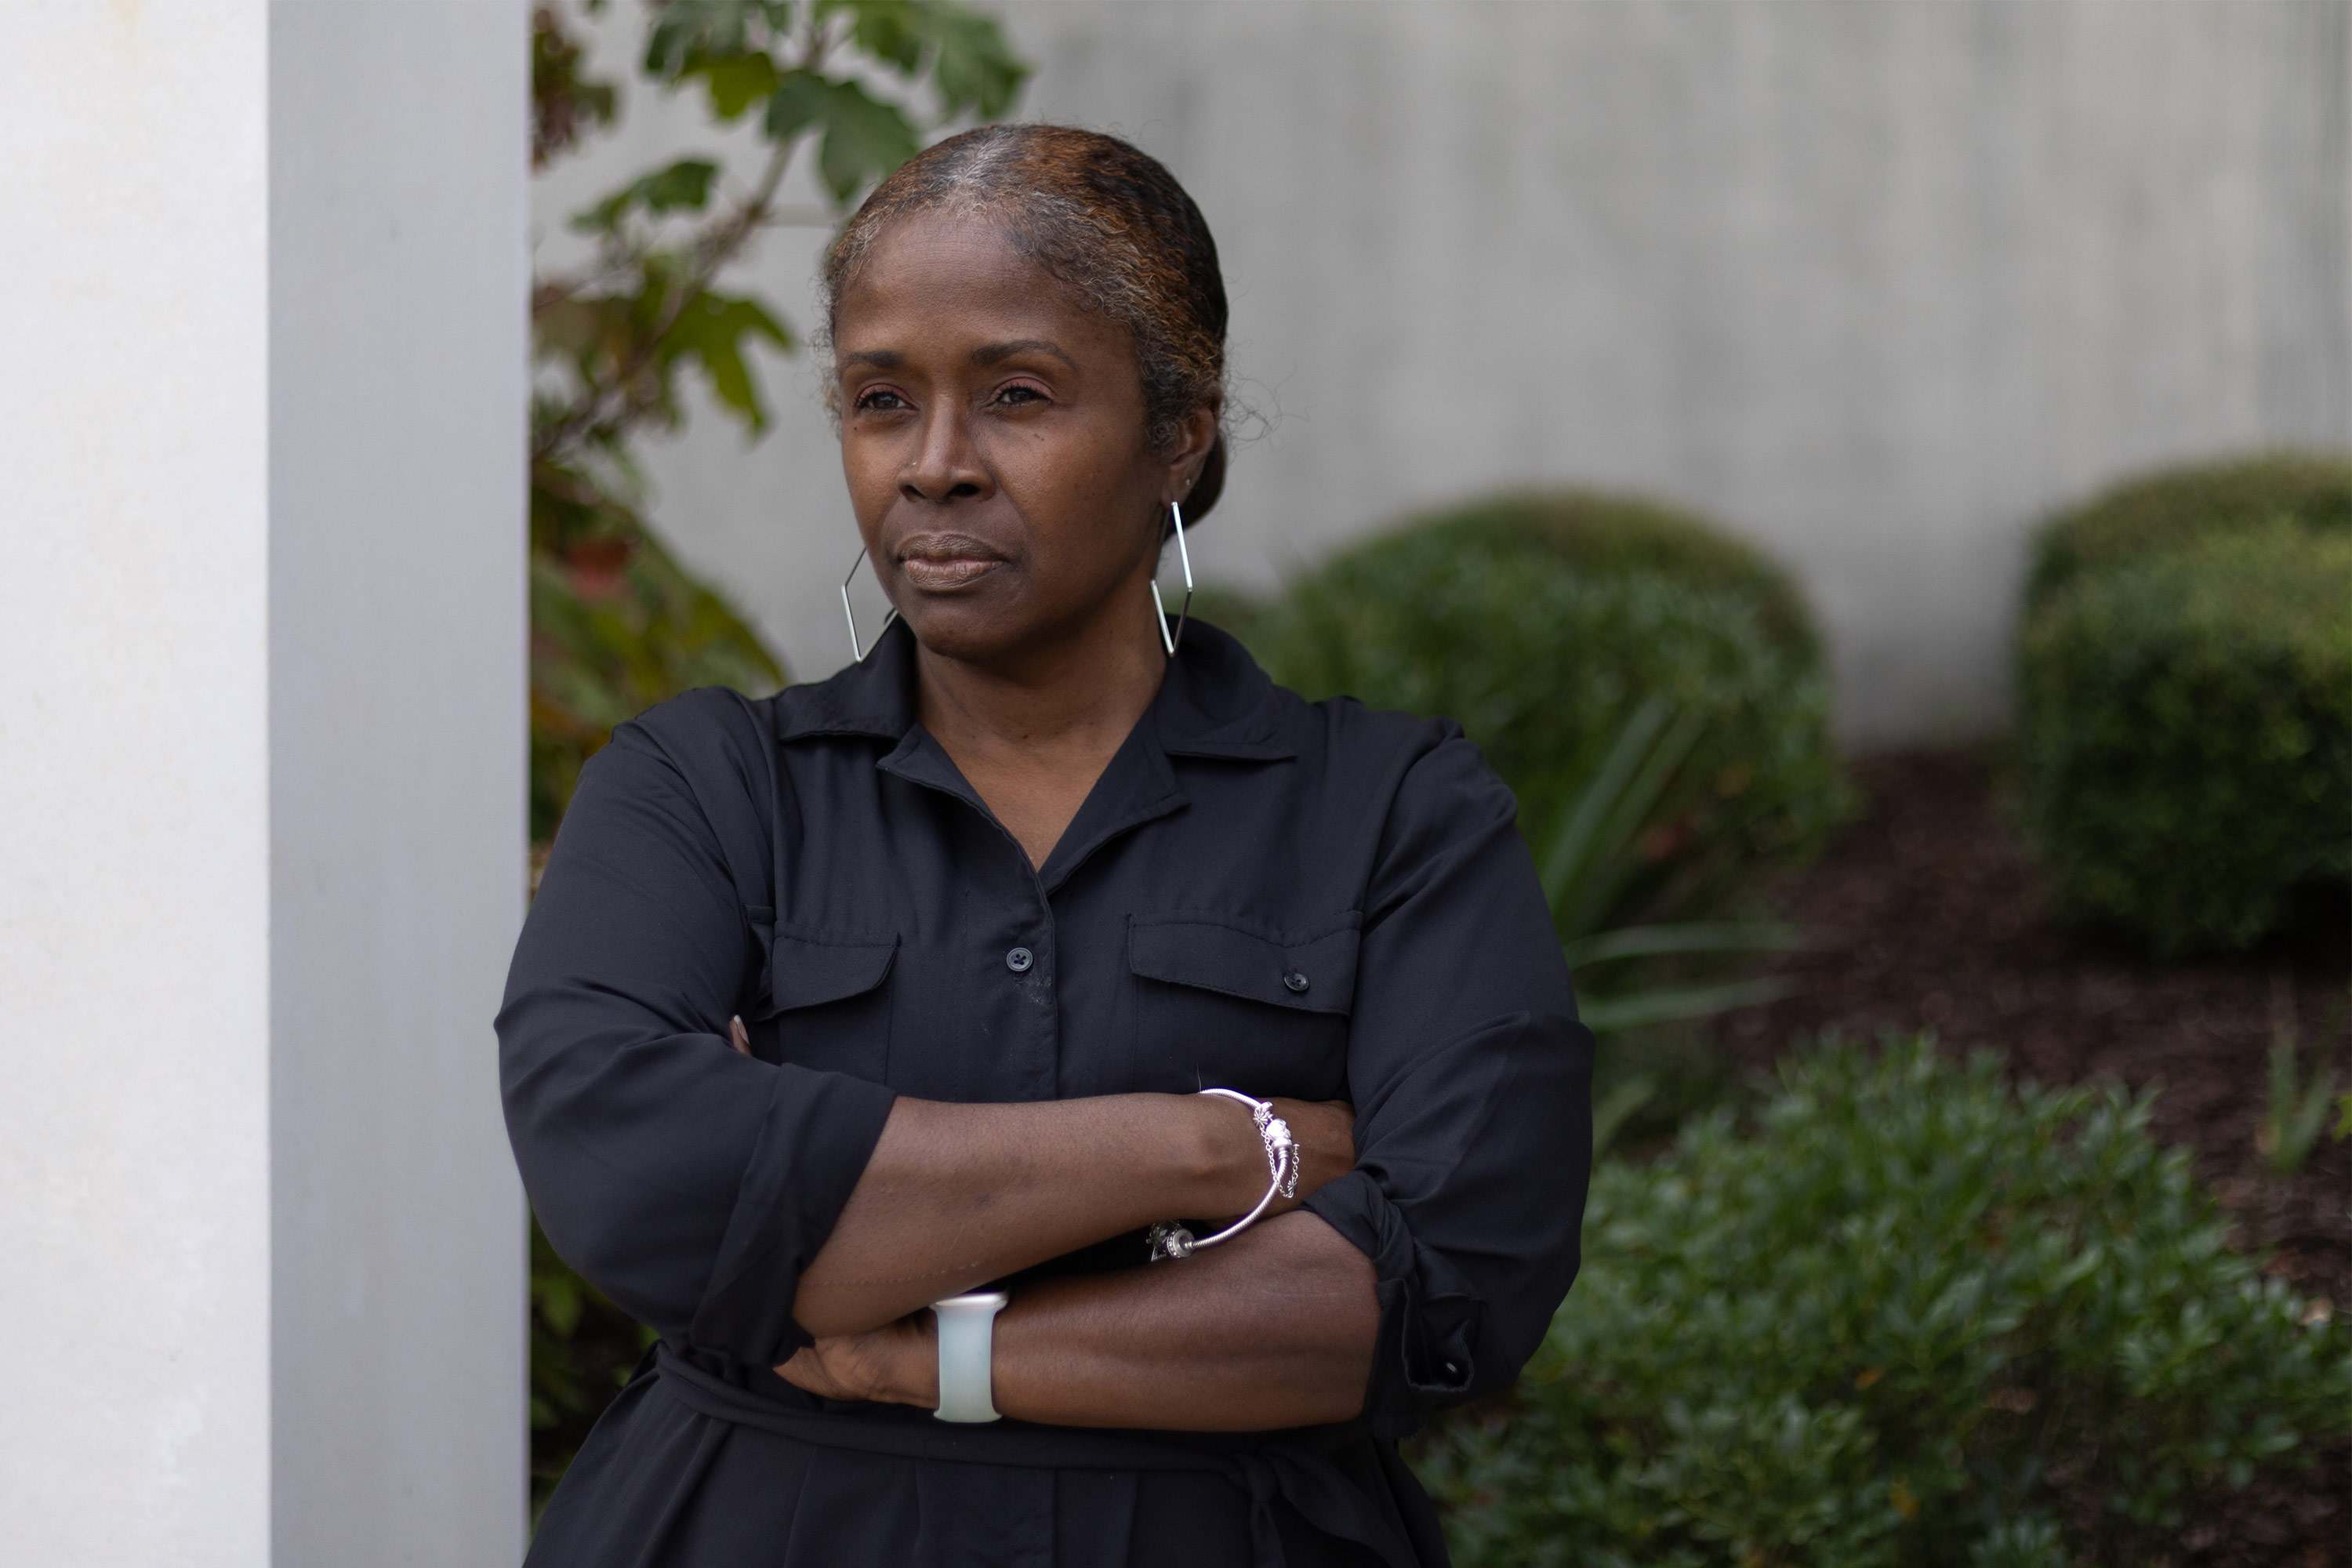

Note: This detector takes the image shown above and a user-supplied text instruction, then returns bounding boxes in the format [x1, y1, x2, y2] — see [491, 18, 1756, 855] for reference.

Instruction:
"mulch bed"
[1713, 749, 2349, 1568]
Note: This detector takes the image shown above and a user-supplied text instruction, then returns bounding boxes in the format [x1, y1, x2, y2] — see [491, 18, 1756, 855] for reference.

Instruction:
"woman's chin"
[902, 599, 1033, 664]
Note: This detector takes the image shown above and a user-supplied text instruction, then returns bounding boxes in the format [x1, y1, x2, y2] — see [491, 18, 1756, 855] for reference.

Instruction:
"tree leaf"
[640, 158, 721, 213]
[664, 291, 793, 433]
[642, 0, 791, 79]
[812, 76, 920, 202]
[840, 0, 925, 75]
[569, 158, 722, 231]
[762, 66, 831, 143]
[910, 0, 1027, 120]
[690, 49, 780, 121]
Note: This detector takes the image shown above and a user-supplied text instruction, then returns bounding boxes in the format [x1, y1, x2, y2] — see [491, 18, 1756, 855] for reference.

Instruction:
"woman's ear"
[1167, 398, 1225, 520]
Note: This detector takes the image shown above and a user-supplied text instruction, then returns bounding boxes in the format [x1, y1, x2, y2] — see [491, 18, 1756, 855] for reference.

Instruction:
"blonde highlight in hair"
[823, 124, 1231, 516]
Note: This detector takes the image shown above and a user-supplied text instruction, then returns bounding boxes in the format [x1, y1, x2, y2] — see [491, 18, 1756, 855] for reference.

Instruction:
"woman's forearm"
[782, 1211, 1381, 1430]
[792, 1094, 1351, 1337]
[994, 1213, 1380, 1428]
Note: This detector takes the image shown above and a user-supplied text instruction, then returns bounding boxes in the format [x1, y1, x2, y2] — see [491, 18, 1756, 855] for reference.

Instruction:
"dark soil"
[1714, 749, 2350, 1568]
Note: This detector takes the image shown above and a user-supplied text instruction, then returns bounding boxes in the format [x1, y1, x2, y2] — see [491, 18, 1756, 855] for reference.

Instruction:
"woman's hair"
[822, 124, 1230, 519]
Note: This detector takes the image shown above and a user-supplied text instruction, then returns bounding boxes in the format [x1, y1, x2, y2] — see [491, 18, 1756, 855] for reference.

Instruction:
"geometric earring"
[840, 543, 899, 662]
[1152, 500, 1193, 657]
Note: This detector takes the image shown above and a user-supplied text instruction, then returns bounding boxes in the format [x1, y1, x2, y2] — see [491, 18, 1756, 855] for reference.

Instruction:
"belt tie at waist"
[649, 1345, 1422, 1568]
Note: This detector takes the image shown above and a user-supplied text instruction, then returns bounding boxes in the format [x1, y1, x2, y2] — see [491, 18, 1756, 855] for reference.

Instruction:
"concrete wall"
[535, 0, 2351, 744]
[0, 3, 528, 1562]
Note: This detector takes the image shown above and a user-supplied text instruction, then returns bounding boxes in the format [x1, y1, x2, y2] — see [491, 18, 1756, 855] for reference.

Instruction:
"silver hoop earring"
[1152, 500, 1194, 657]
[840, 544, 898, 662]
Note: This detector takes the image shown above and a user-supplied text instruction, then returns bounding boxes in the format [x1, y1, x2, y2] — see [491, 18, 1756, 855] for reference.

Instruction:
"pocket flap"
[768, 929, 898, 1013]
[1129, 914, 1359, 1016]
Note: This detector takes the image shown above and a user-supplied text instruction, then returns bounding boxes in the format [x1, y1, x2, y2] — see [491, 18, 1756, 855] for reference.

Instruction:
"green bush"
[2027, 451, 2352, 609]
[1403, 490, 1823, 663]
[1411, 1038, 2352, 1568]
[2016, 525, 2352, 955]
[1221, 492, 1849, 929]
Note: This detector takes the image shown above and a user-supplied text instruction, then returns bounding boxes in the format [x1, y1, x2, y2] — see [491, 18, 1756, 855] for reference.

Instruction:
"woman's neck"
[913, 589, 1169, 869]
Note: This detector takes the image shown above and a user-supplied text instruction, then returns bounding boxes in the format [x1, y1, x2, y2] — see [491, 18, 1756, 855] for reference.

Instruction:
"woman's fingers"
[775, 1315, 938, 1406]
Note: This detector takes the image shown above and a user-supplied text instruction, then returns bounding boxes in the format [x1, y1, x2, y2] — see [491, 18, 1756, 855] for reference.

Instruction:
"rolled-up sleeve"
[498, 695, 896, 1366]
[1301, 735, 1594, 1438]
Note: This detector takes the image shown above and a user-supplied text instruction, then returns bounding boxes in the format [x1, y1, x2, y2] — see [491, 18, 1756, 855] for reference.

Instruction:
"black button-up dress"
[501, 619, 1594, 1568]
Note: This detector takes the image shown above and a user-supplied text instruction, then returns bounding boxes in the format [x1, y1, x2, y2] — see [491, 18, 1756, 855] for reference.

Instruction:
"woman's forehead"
[833, 212, 1127, 363]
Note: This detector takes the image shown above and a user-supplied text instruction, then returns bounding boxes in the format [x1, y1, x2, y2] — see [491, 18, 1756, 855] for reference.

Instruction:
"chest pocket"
[1128, 912, 1359, 1102]
[752, 926, 897, 1083]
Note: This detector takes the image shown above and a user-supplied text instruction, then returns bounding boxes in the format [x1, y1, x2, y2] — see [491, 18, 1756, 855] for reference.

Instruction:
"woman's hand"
[1269, 1098, 1356, 1212]
[776, 1313, 939, 1408]
[1183, 1095, 1354, 1223]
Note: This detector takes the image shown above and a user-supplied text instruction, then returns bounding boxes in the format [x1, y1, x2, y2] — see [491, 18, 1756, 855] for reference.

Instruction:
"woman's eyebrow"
[840, 348, 903, 371]
[971, 339, 1076, 369]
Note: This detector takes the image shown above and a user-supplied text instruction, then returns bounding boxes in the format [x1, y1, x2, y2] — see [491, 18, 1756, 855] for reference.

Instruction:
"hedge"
[1217, 492, 1848, 930]
[2025, 450, 2352, 609]
[2016, 523, 2352, 956]
[1411, 1038, 2352, 1568]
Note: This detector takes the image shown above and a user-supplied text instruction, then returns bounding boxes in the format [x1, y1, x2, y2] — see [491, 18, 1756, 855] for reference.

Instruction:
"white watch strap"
[931, 1290, 1010, 1423]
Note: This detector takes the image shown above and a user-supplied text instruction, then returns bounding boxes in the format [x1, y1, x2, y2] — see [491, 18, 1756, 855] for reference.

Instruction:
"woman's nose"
[901, 406, 993, 504]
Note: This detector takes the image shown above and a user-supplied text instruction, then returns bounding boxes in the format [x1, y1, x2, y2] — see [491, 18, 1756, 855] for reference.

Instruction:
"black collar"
[771, 615, 1298, 764]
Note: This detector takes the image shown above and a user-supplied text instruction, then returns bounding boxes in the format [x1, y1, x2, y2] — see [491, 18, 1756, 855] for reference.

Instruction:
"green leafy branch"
[535, 0, 1024, 464]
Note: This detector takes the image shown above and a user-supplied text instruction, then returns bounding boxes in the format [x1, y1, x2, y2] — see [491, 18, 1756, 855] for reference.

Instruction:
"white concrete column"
[0, 4, 528, 1564]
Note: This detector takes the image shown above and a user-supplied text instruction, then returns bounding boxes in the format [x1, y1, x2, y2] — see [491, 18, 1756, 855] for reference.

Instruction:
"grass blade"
[1563, 921, 1807, 970]
[1577, 975, 1798, 1033]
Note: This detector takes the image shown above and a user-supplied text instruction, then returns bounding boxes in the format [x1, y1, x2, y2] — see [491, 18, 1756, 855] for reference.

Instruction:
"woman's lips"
[896, 535, 1005, 591]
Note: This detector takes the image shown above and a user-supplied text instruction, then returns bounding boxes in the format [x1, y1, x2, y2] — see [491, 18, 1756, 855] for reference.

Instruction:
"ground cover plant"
[1713, 750, 2351, 1563]
[1412, 1038, 2352, 1568]
[1216, 491, 1850, 936]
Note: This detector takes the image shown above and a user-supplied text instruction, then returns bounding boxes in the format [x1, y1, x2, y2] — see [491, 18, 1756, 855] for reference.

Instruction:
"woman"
[502, 125, 1592, 1568]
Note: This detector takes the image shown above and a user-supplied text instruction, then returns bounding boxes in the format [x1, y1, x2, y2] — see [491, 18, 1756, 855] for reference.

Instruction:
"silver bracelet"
[1147, 1087, 1298, 1262]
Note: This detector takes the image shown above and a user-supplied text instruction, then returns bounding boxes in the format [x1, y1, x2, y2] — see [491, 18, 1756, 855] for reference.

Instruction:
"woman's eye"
[855, 387, 909, 412]
[993, 384, 1047, 407]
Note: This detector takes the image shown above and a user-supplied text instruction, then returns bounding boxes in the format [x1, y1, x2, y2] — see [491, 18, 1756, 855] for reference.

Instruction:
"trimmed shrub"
[1219, 492, 1848, 929]
[1411, 1038, 2352, 1568]
[2016, 525, 2352, 956]
[2026, 450, 2352, 609]
[1401, 490, 1823, 664]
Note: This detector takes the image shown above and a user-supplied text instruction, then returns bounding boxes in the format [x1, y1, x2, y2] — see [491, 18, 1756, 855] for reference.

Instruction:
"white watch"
[931, 1290, 1011, 1423]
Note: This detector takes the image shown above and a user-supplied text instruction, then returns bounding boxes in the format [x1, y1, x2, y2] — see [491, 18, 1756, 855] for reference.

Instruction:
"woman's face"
[832, 210, 1213, 666]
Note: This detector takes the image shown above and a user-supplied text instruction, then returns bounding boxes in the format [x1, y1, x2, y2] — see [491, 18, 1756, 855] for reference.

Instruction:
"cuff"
[1304, 1168, 1486, 1438]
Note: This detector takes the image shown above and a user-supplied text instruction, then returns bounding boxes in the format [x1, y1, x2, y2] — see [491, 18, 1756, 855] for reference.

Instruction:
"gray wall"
[536, 0, 2351, 745]
[1, 2, 528, 1560]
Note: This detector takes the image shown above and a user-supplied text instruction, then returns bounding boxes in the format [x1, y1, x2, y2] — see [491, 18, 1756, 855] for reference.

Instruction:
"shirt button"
[1005, 946, 1035, 974]
[1283, 971, 1309, 993]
